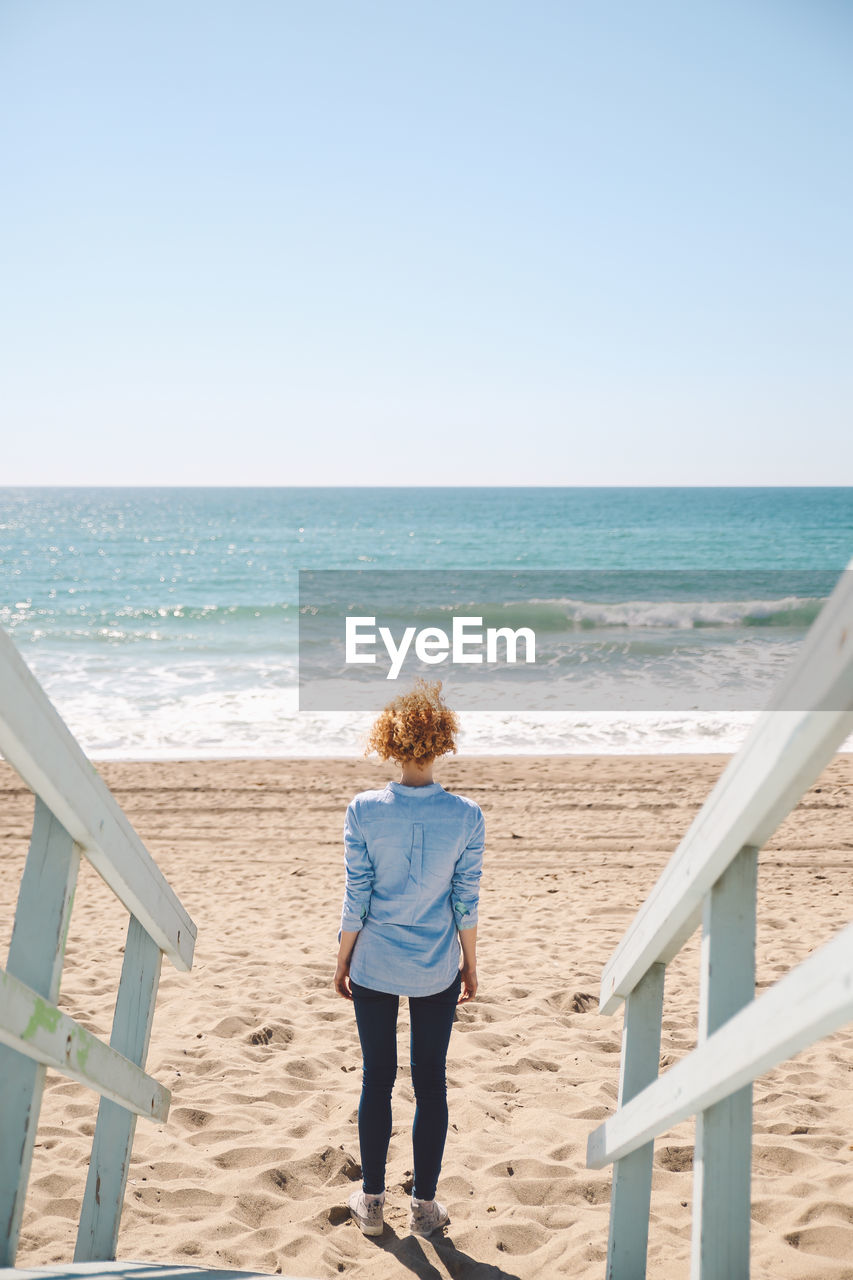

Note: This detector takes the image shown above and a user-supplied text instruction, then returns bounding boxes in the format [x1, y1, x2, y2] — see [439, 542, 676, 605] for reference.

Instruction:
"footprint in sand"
[172, 1106, 211, 1131]
[247, 1023, 295, 1047]
[784, 1224, 853, 1258]
[657, 1145, 693, 1172]
[501, 1056, 560, 1075]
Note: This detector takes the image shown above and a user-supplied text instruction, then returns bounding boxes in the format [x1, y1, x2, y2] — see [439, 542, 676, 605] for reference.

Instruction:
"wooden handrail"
[599, 564, 853, 1015]
[0, 626, 195, 970]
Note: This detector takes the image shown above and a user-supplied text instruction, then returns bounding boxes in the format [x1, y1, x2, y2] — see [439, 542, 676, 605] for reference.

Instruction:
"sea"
[1, 487, 851, 759]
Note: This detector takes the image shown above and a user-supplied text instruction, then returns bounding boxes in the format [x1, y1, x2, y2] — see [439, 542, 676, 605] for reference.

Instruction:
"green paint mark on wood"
[75, 1036, 91, 1073]
[21, 996, 61, 1041]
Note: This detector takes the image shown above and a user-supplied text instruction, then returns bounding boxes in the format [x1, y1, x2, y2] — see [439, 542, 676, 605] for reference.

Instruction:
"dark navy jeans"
[350, 969, 462, 1200]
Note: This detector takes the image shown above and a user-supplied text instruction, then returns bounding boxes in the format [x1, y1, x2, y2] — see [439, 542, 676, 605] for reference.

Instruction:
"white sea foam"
[17, 638, 851, 760]
[35, 675, 853, 760]
[525, 595, 824, 630]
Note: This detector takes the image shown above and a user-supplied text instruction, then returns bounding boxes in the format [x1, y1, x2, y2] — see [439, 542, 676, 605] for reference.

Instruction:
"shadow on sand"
[357, 1225, 524, 1280]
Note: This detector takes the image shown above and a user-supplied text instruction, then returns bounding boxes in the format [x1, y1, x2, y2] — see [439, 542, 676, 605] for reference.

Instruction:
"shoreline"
[52, 749, 853, 766]
[3, 754, 852, 1278]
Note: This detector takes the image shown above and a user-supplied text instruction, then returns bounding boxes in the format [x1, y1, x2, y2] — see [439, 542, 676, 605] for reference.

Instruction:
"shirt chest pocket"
[421, 822, 462, 884]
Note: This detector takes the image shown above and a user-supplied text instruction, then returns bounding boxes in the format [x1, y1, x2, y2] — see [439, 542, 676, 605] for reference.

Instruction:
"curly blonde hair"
[365, 678, 459, 763]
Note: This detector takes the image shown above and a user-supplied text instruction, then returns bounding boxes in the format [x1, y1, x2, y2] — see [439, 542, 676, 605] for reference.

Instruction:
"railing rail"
[0, 628, 195, 970]
[587, 562, 853, 1280]
[588, 916, 853, 1170]
[0, 626, 197, 1266]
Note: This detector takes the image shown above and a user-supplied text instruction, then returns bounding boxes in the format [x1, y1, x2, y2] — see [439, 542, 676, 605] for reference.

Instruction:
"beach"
[3, 752, 853, 1279]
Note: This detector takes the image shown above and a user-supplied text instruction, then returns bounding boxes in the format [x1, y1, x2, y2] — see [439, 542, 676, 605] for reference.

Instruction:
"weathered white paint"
[691, 845, 758, 1280]
[599, 564, 853, 1016]
[0, 967, 170, 1123]
[75, 918, 163, 1262]
[0, 800, 80, 1266]
[587, 916, 853, 1170]
[605, 963, 665, 1280]
[0, 624, 206, 1271]
[0, 626, 195, 970]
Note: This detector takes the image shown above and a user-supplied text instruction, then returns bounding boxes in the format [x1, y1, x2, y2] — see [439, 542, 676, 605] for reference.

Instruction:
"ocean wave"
[0, 593, 826, 640]
[297, 595, 825, 636]
[426, 596, 825, 632]
[0, 600, 299, 644]
[299, 592, 827, 633]
[0, 600, 297, 623]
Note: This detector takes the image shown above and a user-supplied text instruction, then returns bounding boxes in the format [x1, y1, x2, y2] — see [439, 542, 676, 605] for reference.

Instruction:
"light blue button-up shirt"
[340, 780, 484, 997]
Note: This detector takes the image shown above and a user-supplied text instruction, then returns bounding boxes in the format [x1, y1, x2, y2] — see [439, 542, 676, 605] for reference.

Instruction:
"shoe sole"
[353, 1219, 383, 1236]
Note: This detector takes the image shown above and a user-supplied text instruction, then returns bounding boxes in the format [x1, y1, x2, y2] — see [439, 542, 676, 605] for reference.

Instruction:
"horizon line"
[2, 483, 851, 492]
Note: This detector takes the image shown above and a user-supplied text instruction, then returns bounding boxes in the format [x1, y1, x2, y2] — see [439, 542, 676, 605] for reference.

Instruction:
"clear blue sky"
[1, 0, 851, 485]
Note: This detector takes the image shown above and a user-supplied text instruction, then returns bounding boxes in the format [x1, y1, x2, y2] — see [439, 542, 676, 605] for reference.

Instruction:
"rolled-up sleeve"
[451, 807, 484, 930]
[340, 801, 374, 934]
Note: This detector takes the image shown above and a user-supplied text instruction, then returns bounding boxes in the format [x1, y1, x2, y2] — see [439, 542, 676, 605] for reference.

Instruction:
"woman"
[334, 679, 484, 1239]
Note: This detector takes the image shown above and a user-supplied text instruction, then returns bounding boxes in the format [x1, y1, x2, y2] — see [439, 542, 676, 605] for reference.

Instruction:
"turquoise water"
[1, 487, 851, 756]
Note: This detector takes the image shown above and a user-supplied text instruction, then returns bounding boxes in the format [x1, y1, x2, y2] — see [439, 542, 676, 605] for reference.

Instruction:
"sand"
[2, 753, 853, 1280]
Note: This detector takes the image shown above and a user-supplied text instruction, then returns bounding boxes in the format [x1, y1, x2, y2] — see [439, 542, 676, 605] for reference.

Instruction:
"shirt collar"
[386, 780, 444, 796]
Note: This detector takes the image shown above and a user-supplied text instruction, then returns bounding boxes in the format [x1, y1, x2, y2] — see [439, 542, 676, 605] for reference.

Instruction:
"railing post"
[605, 961, 666, 1280]
[0, 798, 80, 1265]
[691, 844, 759, 1280]
[75, 915, 162, 1261]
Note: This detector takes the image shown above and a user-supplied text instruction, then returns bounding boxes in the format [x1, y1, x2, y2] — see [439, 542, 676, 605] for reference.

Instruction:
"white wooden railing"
[586, 563, 853, 1280]
[0, 626, 198, 1266]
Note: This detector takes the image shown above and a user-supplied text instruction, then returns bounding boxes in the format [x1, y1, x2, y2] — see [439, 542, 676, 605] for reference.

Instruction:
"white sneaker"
[348, 1187, 385, 1236]
[409, 1195, 450, 1237]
